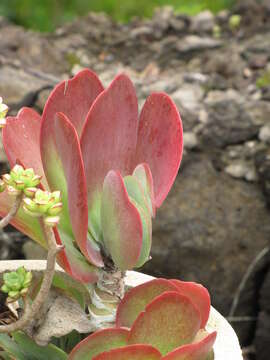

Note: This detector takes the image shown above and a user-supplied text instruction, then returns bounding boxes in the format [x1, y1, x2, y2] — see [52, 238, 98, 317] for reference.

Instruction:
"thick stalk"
[88, 269, 125, 328]
[0, 219, 63, 333]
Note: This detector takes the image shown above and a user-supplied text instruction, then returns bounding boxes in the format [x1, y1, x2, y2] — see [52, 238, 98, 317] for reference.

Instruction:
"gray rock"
[171, 84, 204, 113]
[225, 163, 258, 182]
[175, 35, 222, 54]
[259, 125, 270, 143]
[200, 100, 259, 148]
[143, 153, 270, 344]
[183, 132, 199, 150]
[191, 11, 215, 33]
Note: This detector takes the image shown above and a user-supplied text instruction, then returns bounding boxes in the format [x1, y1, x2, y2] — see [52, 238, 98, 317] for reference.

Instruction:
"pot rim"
[0, 260, 243, 360]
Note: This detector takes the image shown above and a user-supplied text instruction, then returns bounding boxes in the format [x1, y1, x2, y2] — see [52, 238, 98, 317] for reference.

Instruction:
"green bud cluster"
[2, 165, 41, 196]
[0, 97, 8, 128]
[23, 189, 62, 227]
[1, 267, 32, 303]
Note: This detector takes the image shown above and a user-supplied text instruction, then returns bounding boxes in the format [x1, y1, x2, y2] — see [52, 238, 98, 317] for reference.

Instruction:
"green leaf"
[12, 331, 68, 360]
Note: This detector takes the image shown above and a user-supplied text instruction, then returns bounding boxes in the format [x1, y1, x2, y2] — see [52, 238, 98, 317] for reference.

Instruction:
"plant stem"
[0, 219, 63, 333]
[88, 269, 125, 328]
[0, 193, 23, 229]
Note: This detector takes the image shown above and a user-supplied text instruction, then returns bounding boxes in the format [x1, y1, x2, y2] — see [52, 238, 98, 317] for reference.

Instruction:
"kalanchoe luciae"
[1, 267, 32, 303]
[68, 279, 216, 360]
[0, 69, 183, 283]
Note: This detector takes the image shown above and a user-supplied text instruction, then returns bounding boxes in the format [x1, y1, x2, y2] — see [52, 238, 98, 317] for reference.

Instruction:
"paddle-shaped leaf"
[123, 175, 152, 268]
[93, 344, 162, 360]
[3, 108, 48, 188]
[101, 171, 142, 270]
[54, 113, 103, 267]
[116, 279, 178, 328]
[170, 280, 210, 329]
[162, 332, 216, 360]
[42, 69, 103, 137]
[128, 292, 201, 355]
[68, 328, 129, 360]
[133, 163, 155, 217]
[81, 74, 138, 242]
[135, 93, 183, 208]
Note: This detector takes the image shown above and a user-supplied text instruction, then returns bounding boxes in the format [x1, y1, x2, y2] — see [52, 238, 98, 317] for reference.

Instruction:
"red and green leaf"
[128, 292, 201, 355]
[162, 332, 216, 360]
[68, 328, 129, 360]
[133, 163, 156, 217]
[101, 170, 142, 270]
[116, 279, 178, 328]
[93, 345, 162, 360]
[42, 69, 103, 137]
[123, 175, 152, 268]
[170, 280, 210, 329]
[53, 113, 103, 267]
[3, 108, 48, 188]
[81, 74, 138, 243]
[135, 93, 183, 207]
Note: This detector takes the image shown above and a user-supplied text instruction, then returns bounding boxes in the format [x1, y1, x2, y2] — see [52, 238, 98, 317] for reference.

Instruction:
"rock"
[204, 89, 244, 105]
[200, 100, 259, 148]
[183, 132, 199, 150]
[259, 125, 270, 143]
[225, 163, 258, 182]
[171, 84, 204, 113]
[142, 154, 270, 330]
[175, 35, 222, 54]
[255, 148, 270, 207]
[191, 11, 215, 33]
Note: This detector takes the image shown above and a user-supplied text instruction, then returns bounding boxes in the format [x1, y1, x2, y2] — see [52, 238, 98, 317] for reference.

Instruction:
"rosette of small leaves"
[23, 189, 62, 227]
[1, 267, 32, 303]
[2, 165, 41, 197]
[0, 97, 8, 128]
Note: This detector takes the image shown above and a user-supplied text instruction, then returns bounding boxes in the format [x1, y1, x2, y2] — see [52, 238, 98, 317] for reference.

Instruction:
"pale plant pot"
[0, 260, 243, 360]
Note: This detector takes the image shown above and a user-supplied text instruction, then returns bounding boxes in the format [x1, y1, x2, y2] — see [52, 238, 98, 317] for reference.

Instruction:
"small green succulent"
[1, 267, 33, 303]
[2, 165, 41, 197]
[23, 189, 62, 227]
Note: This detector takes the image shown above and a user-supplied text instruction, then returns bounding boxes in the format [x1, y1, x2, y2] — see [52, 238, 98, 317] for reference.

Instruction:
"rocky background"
[0, 0, 270, 358]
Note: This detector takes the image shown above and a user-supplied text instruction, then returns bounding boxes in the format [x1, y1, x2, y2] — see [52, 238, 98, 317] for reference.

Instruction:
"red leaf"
[170, 280, 210, 329]
[161, 332, 217, 360]
[42, 69, 103, 137]
[101, 170, 142, 270]
[128, 292, 201, 356]
[93, 344, 162, 360]
[68, 328, 129, 360]
[135, 93, 183, 207]
[54, 113, 103, 267]
[81, 74, 138, 242]
[116, 278, 178, 328]
[3, 108, 48, 188]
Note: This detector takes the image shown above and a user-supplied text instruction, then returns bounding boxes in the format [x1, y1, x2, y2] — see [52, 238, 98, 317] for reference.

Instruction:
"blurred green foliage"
[0, 0, 235, 32]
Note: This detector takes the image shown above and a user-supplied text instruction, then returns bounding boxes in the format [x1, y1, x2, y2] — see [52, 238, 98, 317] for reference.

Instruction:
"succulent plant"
[0, 69, 183, 283]
[1, 267, 32, 303]
[68, 279, 216, 360]
[23, 189, 63, 226]
[2, 164, 41, 197]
